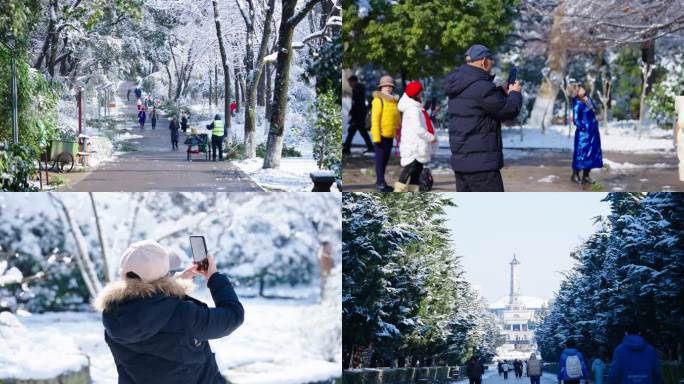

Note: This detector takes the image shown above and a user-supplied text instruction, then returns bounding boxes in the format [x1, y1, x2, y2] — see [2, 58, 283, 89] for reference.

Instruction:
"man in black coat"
[95, 240, 244, 384]
[444, 44, 523, 191]
[343, 75, 374, 155]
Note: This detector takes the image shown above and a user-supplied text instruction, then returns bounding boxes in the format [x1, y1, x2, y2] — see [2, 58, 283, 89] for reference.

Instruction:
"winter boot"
[571, 171, 581, 184]
[407, 184, 420, 192]
[582, 170, 594, 184]
[393, 182, 409, 192]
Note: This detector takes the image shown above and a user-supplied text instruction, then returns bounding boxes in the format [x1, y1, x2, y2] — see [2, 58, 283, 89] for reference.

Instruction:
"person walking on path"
[343, 75, 374, 155]
[499, 361, 504, 376]
[207, 114, 225, 161]
[592, 353, 606, 384]
[527, 354, 543, 384]
[94, 240, 244, 384]
[181, 113, 189, 134]
[134, 86, 142, 100]
[444, 44, 523, 192]
[568, 82, 603, 184]
[395, 81, 436, 192]
[558, 339, 591, 384]
[150, 107, 157, 130]
[674, 90, 684, 181]
[169, 116, 180, 150]
[138, 107, 146, 130]
[503, 360, 510, 380]
[608, 324, 662, 384]
[467, 356, 484, 384]
[370, 75, 401, 192]
[127, 89, 131, 101]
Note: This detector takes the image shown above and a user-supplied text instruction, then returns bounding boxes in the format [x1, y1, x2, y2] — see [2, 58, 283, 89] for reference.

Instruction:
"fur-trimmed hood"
[372, 91, 399, 103]
[94, 276, 195, 312]
[95, 277, 196, 345]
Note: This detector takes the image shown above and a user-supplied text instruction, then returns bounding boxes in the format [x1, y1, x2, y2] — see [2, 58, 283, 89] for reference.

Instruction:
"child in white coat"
[395, 81, 436, 192]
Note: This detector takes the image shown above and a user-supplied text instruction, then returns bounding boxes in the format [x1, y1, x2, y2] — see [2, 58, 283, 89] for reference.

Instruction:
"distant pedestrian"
[230, 101, 237, 117]
[516, 359, 523, 378]
[370, 75, 400, 192]
[134, 86, 142, 100]
[127, 89, 131, 101]
[467, 356, 484, 384]
[503, 361, 510, 380]
[674, 89, 684, 181]
[150, 107, 157, 130]
[181, 113, 189, 134]
[592, 353, 606, 384]
[568, 82, 603, 185]
[608, 324, 662, 384]
[527, 353, 542, 384]
[138, 108, 146, 129]
[206, 114, 225, 161]
[343, 75, 374, 155]
[498, 361, 504, 376]
[169, 116, 180, 150]
[558, 339, 590, 384]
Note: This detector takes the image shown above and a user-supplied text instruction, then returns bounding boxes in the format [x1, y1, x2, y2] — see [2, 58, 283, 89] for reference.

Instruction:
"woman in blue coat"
[95, 240, 244, 384]
[568, 83, 603, 184]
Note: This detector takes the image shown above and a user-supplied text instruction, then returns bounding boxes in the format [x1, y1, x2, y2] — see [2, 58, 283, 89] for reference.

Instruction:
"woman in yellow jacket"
[371, 75, 401, 192]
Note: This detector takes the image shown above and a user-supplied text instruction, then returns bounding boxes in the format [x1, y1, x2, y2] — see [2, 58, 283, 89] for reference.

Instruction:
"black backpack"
[419, 167, 434, 191]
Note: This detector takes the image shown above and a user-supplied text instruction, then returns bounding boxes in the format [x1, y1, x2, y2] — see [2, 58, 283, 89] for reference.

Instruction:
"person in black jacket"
[343, 75, 374, 155]
[444, 44, 523, 192]
[467, 356, 484, 384]
[95, 240, 244, 384]
[169, 116, 180, 150]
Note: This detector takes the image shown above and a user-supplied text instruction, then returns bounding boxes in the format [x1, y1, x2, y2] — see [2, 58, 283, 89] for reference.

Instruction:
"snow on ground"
[0, 312, 89, 380]
[498, 122, 675, 153]
[234, 157, 322, 192]
[13, 292, 339, 384]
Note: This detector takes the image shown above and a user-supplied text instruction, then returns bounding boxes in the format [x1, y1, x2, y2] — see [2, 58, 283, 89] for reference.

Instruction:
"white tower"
[509, 253, 521, 305]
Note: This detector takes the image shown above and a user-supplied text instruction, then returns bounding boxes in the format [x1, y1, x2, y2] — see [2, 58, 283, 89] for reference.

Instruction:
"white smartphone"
[189, 235, 209, 271]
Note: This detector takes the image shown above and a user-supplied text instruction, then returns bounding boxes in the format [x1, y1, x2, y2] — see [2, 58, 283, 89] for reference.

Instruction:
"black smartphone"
[190, 235, 209, 271]
[507, 67, 518, 86]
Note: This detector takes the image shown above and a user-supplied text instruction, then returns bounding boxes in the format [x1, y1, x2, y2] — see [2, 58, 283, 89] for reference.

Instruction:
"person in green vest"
[206, 114, 225, 161]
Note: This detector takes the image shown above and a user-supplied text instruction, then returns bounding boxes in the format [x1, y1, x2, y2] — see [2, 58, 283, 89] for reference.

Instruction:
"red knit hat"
[405, 81, 423, 98]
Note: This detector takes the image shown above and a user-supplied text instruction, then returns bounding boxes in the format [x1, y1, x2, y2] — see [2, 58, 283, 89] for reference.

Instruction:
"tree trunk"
[638, 39, 656, 135]
[89, 193, 111, 283]
[165, 64, 173, 100]
[528, 4, 568, 132]
[263, 0, 322, 168]
[212, 0, 232, 140]
[265, 63, 272, 126]
[234, 68, 241, 113]
[50, 194, 102, 298]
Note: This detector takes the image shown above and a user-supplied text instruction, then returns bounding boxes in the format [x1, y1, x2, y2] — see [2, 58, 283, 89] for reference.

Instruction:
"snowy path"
[60, 81, 261, 192]
[20, 297, 340, 384]
[452, 369, 558, 384]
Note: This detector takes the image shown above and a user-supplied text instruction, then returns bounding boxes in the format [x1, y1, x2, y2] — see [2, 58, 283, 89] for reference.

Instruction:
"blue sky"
[444, 193, 611, 304]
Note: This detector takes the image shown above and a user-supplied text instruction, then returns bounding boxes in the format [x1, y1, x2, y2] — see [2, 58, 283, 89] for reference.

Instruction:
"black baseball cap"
[465, 44, 494, 61]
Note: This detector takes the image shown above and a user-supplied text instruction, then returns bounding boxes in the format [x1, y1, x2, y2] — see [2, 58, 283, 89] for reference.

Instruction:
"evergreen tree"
[343, 0, 518, 81]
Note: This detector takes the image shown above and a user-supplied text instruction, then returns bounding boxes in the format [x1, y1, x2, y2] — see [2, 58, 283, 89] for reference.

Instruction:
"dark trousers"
[373, 137, 393, 185]
[151, 119, 156, 130]
[171, 134, 178, 149]
[454, 170, 504, 192]
[399, 160, 424, 184]
[469, 378, 481, 384]
[530, 376, 541, 384]
[504, 371, 509, 380]
[211, 135, 223, 161]
[344, 121, 373, 151]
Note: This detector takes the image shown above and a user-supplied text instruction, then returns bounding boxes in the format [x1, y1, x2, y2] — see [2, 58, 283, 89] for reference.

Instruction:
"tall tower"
[509, 253, 521, 305]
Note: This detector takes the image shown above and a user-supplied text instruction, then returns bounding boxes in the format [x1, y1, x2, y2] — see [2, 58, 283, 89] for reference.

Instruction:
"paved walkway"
[60, 82, 261, 192]
[342, 148, 684, 192]
[454, 369, 558, 384]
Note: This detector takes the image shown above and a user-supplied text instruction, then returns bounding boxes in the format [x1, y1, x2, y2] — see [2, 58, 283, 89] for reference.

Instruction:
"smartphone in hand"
[507, 67, 518, 87]
[190, 235, 209, 272]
